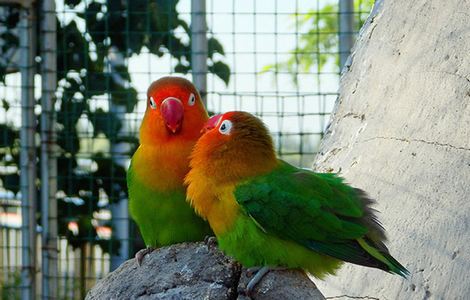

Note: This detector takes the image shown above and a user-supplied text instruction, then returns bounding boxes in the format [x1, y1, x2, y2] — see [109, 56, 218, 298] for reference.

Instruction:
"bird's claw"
[245, 266, 261, 277]
[204, 235, 218, 249]
[135, 247, 156, 266]
[237, 286, 254, 298]
[238, 266, 271, 298]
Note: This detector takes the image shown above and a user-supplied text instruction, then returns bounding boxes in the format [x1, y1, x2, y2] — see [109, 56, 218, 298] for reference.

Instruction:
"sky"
[0, 0, 357, 167]
[126, 0, 341, 165]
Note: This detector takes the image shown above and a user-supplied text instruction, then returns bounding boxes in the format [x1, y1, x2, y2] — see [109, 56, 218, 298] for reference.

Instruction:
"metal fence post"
[109, 103, 130, 271]
[19, 3, 37, 300]
[40, 0, 58, 298]
[339, 0, 355, 69]
[109, 48, 130, 271]
[109, 161, 129, 271]
[191, 0, 208, 106]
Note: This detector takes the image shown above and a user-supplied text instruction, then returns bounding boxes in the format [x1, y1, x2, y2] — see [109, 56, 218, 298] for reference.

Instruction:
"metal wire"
[0, 0, 373, 298]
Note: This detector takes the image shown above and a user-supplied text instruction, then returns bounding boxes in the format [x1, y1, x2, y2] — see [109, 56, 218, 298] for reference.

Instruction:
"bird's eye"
[218, 120, 232, 135]
[188, 93, 196, 106]
[149, 96, 157, 109]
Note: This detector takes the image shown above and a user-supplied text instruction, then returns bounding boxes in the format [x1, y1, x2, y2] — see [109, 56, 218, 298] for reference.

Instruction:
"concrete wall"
[313, 0, 470, 299]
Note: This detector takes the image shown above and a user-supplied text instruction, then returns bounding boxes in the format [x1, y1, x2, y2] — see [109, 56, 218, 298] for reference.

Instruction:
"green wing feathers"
[235, 160, 408, 277]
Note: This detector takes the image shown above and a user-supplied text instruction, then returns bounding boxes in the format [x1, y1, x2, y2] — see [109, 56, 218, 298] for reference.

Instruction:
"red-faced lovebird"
[128, 77, 212, 265]
[185, 111, 408, 292]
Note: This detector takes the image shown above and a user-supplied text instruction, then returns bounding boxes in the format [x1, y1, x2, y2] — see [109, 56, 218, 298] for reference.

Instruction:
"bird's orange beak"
[201, 114, 222, 134]
[161, 97, 184, 134]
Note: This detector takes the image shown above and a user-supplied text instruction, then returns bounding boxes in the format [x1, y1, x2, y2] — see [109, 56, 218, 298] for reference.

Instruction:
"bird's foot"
[204, 235, 218, 249]
[245, 266, 261, 277]
[246, 266, 270, 297]
[135, 247, 156, 266]
[239, 266, 287, 298]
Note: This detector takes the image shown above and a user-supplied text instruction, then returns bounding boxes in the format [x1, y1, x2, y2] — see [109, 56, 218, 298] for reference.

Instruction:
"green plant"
[0, 270, 21, 300]
[0, 0, 230, 255]
[261, 0, 374, 84]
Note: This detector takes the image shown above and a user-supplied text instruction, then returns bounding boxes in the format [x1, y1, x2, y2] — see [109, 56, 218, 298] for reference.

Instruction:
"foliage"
[0, 5, 19, 82]
[0, 0, 229, 254]
[261, 0, 373, 84]
[0, 270, 21, 300]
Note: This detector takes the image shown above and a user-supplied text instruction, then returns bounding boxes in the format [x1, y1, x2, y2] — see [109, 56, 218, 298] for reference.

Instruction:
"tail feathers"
[352, 189, 408, 276]
[303, 237, 409, 277]
[353, 188, 387, 242]
[382, 252, 410, 277]
[358, 237, 409, 277]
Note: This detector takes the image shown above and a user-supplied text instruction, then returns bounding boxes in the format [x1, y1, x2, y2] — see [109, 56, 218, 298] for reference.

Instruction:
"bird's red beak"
[160, 97, 184, 134]
[201, 114, 222, 134]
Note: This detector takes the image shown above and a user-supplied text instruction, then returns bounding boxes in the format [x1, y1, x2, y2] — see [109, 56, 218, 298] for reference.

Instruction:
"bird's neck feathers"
[185, 113, 278, 230]
[189, 136, 278, 185]
[185, 130, 278, 234]
[132, 139, 195, 191]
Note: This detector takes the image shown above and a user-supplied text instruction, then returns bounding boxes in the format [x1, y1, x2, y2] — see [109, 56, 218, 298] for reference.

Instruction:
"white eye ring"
[188, 93, 196, 106]
[218, 120, 232, 135]
[149, 96, 157, 109]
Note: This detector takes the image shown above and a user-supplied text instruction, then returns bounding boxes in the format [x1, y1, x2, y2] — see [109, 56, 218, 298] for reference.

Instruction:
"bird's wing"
[234, 161, 384, 265]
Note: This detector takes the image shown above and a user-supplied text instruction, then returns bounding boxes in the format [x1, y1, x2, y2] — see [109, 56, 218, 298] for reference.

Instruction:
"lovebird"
[128, 76, 212, 264]
[185, 111, 408, 291]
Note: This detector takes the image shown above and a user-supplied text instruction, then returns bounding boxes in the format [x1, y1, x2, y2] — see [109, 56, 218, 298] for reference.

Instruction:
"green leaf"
[0, 124, 18, 147]
[57, 20, 89, 74]
[2, 99, 10, 111]
[209, 61, 230, 86]
[57, 79, 86, 126]
[0, 32, 19, 52]
[208, 37, 225, 57]
[259, 64, 276, 74]
[261, 0, 373, 85]
[65, 0, 82, 8]
[92, 154, 127, 204]
[84, 2, 106, 45]
[1, 173, 20, 193]
[109, 82, 138, 113]
[86, 72, 108, 97]
[0, 0, 231, 254]
[87, 109, 122, 139]
[177, 19, 190, 34]
[57, 127, 80, 154]
[174, 62, 190, 74]
[0, 65, 5, 82]
[5, 6, 20, 29]
[0, 28, 20, 82]
[56, 154, 78, 193]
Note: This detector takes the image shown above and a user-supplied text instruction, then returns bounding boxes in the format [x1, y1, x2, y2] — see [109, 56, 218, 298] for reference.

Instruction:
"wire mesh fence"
[0, 0, 373, 299]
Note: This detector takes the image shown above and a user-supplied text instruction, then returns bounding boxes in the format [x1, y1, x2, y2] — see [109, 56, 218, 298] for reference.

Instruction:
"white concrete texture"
[312, 0, 470, 299]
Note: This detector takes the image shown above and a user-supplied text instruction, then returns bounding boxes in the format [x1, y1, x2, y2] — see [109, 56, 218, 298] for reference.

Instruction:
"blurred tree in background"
[262, 0, 373, 84]
[0, 0, 229, 254]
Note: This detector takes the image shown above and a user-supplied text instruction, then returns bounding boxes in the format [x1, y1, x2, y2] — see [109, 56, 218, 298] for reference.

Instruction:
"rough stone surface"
[312, 0, 470, 299]
[238, 269, 325, 300]
[86, 242, 324, 299]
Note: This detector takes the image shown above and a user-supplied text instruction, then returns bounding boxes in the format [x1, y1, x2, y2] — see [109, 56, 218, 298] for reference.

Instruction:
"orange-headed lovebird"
[128, 76, 212, 264]
[185, 111, 408, 291]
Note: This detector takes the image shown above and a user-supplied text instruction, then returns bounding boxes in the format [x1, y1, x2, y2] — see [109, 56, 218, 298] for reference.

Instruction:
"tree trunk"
[313, 0, 470, 299]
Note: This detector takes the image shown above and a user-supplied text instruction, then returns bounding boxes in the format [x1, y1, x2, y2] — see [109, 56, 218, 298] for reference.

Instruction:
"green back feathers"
[234, 160, 408, 276]
[235, 161, 369, 242]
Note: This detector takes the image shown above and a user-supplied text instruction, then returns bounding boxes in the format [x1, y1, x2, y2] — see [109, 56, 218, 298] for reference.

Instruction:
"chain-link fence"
[0, 0, 373, 299]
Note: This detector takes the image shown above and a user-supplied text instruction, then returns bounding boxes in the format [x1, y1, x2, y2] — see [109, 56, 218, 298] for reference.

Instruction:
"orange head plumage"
[189, 111, 278, 184]
[140, 76, 208, 145]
